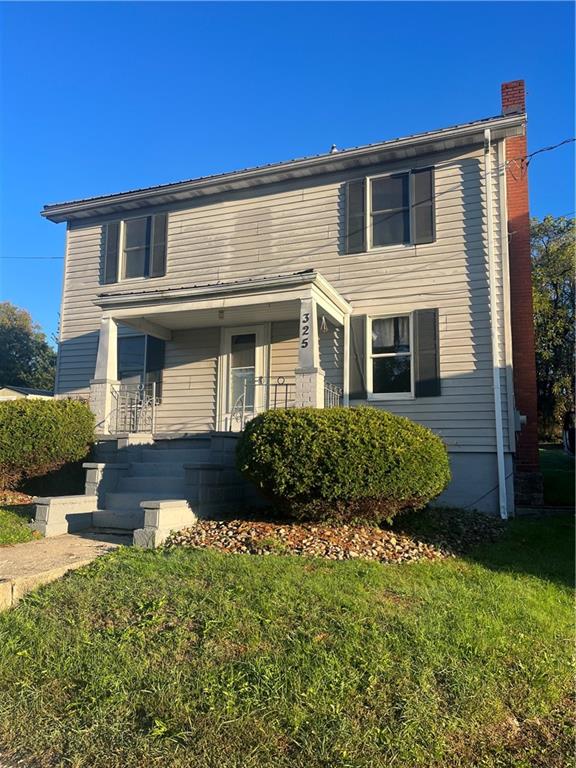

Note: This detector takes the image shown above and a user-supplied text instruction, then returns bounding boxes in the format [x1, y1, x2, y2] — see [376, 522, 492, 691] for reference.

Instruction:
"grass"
[0, 513, 573, 768]
[0, 505, 37, 546]
[539, 445, 575, 506]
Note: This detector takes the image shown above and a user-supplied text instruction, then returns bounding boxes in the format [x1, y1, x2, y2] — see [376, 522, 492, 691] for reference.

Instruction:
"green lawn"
[539, 445, 575, 506]
[0, 505, 37, 546]
[0, 513, 573, 768]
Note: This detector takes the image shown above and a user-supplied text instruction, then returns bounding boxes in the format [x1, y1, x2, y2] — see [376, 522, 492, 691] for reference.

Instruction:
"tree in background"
[0, 302, 56, 391]
[531, 215, 575, 440]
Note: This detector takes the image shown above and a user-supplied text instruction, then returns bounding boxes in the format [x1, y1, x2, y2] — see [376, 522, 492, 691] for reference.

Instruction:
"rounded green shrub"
[0, 399, 95, 490]
[236, 407, 451, 523]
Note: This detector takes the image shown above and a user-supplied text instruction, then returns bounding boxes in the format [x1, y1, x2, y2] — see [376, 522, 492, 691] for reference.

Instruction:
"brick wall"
[502, 80, 540, 473]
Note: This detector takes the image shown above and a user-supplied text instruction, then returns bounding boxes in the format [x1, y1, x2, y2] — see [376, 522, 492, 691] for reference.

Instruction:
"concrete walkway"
[0, 531, 130, 610]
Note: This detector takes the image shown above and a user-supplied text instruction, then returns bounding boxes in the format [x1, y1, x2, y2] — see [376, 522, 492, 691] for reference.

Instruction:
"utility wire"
[517, 137, 575, 166]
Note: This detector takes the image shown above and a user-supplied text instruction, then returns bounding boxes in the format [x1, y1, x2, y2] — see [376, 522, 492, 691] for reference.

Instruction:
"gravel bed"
[166, 518, 457, 563]
[166, 509, 506, 564]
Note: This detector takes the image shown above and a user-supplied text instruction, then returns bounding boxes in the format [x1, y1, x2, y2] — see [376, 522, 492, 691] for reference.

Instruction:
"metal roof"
[97, 268, 316, 302]
[42, 112, 525, 223]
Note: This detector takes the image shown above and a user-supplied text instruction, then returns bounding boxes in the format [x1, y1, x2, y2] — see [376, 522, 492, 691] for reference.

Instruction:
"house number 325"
[300, 312, 310, 349]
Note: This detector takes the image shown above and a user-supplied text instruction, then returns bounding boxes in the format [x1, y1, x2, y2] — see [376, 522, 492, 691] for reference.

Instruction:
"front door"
[220, 325, 268, 431]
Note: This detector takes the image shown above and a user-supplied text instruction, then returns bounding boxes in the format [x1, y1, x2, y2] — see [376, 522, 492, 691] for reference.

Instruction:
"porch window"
[103, 214, 167, 284]
[368, 315, 412, 397]
[117, 335, 165, 397]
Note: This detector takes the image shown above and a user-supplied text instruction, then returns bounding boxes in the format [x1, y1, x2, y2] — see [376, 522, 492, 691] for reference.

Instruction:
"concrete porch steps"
[140, 448, 213, 463]
[105, 491, 192, 512]
[117, 476, 187, 493]
[93, 508, 146, 530]
[128, 463, 186, 477]
[74, 434, 248, 533]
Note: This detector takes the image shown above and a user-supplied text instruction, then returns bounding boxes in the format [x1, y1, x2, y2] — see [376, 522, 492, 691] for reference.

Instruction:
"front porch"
[88, 270, 352, 435]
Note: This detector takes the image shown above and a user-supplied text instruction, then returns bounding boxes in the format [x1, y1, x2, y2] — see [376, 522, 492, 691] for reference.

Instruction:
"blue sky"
[0, 1, 574, 342]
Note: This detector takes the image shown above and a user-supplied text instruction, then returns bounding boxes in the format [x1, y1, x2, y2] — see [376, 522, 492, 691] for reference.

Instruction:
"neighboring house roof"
[42, 112, 526, 223]
[0, 386, 54, 398]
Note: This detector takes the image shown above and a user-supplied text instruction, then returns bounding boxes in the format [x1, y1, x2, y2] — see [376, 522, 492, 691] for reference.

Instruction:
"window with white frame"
[345, 168, 435, 254]
[369, 315, 412, 396]
[370, 174, 411, 247]
[103, 213, 167, 284]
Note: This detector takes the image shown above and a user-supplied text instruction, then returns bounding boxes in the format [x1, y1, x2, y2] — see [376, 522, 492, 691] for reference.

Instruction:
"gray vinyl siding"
[270, 320, 299, 383]
[154, 328, 219, 434]
[269, 320, 298, 408]
[56, 143, 513, 452]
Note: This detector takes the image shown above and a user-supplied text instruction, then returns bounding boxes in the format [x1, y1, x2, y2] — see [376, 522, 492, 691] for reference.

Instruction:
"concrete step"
[129, 462, 186, 477]
[140, 448, 212, 463]
[116, 476, 188, 493]
[152, 438, 211, 450]
[105, 491, 191, 512]
[93, 508, 144, 530]
[197, 484, 246, 503]
[185, 467, 242, 485]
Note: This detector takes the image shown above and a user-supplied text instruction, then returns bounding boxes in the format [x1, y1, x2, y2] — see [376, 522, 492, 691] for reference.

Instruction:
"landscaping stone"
[165, 509, 506, 563]
[166, 519, 452, 563]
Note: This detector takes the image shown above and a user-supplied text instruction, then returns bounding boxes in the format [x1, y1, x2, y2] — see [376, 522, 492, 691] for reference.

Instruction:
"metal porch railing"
[111, 382, 158, 434]
[229, 376, 343, 431]
[324, 382, 343, 408]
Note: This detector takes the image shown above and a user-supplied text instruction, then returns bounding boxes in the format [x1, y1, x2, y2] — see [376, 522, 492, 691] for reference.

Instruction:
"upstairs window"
[371, 174, 411, 247]
[103, 213, 167, 283]
[345, 168, 435, 253]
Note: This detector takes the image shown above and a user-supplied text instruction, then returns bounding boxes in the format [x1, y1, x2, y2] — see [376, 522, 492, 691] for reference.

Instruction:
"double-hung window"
[371, 174, 410, 247]
[345, 168, 435, 253]
[368, 315, 412, 397]
[103, 213, 167, 283]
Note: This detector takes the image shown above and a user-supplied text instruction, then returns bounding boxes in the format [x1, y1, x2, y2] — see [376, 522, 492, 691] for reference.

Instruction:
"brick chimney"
[501, 80, 542, 504]
[502, 79, 526, 115]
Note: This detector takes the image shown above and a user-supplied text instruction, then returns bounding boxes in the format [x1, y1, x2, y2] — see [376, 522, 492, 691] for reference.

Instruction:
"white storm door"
[221, 325, 267, 430]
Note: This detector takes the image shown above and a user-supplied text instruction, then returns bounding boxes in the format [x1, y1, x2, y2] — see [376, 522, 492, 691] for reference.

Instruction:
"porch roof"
[96, 269, 351, 338]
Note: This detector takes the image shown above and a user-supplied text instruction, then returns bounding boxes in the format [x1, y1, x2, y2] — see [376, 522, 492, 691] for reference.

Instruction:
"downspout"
[484, 128, 508, 520]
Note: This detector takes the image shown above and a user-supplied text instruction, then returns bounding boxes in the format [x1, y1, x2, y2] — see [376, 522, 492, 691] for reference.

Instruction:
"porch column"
[89, 316, 119, 434]
[295, 297, 325, 408]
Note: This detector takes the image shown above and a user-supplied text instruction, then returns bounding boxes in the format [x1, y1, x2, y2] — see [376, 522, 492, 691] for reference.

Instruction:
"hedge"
[0, 399, 95, 491]
[236, 407, 451, 523]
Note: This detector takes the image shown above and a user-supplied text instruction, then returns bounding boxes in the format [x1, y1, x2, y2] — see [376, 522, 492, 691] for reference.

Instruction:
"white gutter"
[484, 128, 508, 520]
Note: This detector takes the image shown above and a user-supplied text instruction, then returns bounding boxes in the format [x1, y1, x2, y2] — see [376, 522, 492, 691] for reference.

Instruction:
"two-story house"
[41, 81, 540, 529]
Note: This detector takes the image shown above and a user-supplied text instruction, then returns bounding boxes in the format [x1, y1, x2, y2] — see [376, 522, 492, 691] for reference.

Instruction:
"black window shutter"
[103, 221, 119, 284]
[349, 314, 367, 399]
[413, 309, 441, 397]
[150, 213, 167, 277]
[345, 180, 366, 254]
[412, 168, 435, 245]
